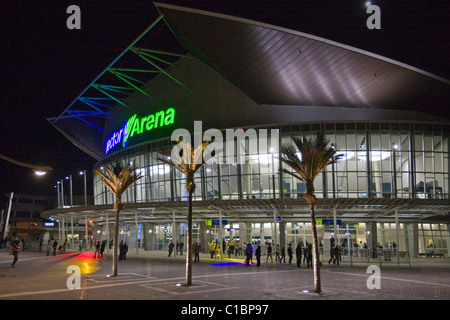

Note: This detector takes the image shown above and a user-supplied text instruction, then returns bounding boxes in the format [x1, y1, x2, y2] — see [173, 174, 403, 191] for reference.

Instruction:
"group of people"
[167, 240, 184, 257]
[328, 245, 342, 265]
[206, 239, 316, 268]
[265, 242, 314, 268]
[45, 239, 68, 256]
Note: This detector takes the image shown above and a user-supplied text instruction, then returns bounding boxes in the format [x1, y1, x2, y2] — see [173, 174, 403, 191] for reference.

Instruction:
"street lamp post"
[66, 175, 73, 206]
[0, 153, 52, 176]
[80, 170, 87, 205]
[0, 153, 52, 240]
[56, 181, 61, 208]
[60, 179, 65, 207]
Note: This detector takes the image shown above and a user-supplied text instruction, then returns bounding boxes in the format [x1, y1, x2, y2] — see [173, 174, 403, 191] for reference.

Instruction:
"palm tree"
[158, 139, 213, 286]
[279, 131, 342, 293]
[94, 162, 141, 277]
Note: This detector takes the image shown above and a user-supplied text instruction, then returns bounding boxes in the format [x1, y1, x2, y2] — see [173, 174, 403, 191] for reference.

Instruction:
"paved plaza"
[0, 247, 449, 304]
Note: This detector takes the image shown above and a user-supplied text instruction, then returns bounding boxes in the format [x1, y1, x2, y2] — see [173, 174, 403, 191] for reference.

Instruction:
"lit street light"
[0, 152, 52, 175]
[0, 153, 52, 240]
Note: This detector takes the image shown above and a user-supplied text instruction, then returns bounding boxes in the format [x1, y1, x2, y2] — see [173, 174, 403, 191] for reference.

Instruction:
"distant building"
[2, 193, 55, 247]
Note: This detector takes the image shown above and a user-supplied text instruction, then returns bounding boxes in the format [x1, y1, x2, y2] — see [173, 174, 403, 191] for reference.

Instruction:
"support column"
[70, 216, 74, 249]
[105, 214, 110, 252]
[85, 216, 88, 250]
[135, 212, 139, 254]
[395, 209, 400, 264]
[218, 209, 223, 259]
[407, 223, 419, 258]
[143, 223, 154, 251]
[367, 221, 378, 258]
[273, 207, 278, 246]
[199, 220, 208, 254]
[279, 221, 286, 251]
[172, 210, 177, 256]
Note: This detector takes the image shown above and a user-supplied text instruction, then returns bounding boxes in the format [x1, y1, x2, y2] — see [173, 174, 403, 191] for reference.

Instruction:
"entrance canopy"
[42, 198, 450, 228]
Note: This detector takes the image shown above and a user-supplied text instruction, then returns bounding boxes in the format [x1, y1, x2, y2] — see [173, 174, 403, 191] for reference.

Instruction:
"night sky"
[0, 0, 448, 207]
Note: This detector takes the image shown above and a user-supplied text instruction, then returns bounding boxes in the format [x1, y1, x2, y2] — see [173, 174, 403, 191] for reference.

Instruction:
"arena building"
[44, 3, 450, 260]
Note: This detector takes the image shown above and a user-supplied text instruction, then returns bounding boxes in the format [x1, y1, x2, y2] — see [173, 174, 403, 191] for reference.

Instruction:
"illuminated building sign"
[105, 107, 175, 154]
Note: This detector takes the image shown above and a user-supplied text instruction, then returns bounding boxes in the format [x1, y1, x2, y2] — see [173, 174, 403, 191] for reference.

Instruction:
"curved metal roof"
[155, 2, 449, 113]
[48, 3, 449, 160]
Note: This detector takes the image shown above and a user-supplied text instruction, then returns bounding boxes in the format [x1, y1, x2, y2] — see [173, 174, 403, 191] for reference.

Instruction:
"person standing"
[119, 240, 124, 260]
[120, 242, 128, 260]
[255, 245, 261, 266]
[306, 243, 313, 268]
[275, 244, 280, 262]
[179, 241, 184, 255]
[296, 243, 302, 267]
[194, 241, 201, 263]
[62, 239, 67, 254]
[46, 240, 51, 256]
[10, 238, 20, 268]
[245, 243, 253, 266]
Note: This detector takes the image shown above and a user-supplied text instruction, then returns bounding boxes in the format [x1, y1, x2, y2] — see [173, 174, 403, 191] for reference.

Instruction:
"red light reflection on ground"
[65, 252, 105, 274]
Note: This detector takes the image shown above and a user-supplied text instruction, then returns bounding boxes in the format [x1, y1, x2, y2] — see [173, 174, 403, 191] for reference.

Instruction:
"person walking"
[100, 240, 106, 258]
[287, 243, 293, 264]
[168, 241, 174, 257]
[266, 243, 273, 263]
[210, 240, 216, 259]
[93, 240, 101, 259]
[328, 246, 335, 264]
[255, 245, 261, 266]
[10, 238, 20, 268]
[279, 245, 286, 263]
[296, 243, 302, 267]
[52, 239, 58, 256]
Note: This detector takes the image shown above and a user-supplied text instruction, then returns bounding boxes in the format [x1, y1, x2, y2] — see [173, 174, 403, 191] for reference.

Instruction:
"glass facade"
[92, 121, 449, 258]
[94, 122, 450, 204]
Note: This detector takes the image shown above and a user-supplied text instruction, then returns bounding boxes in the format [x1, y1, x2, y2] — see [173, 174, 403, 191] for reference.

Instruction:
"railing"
[320, 248, 412, 267]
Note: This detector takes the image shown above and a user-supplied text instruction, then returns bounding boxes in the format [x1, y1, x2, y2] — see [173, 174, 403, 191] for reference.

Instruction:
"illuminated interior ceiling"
[155, 3, 449, 112]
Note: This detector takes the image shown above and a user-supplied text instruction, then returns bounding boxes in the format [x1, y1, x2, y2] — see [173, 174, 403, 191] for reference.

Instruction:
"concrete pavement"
[0, 247, 448, 305]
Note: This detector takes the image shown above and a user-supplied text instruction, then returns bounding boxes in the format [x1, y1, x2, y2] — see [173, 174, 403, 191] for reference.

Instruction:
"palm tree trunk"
[112, 200, 121, 277]
[309, 202, 321, 293]
[186, 190, 193, 286]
